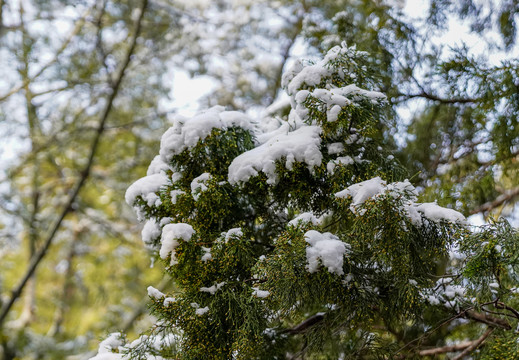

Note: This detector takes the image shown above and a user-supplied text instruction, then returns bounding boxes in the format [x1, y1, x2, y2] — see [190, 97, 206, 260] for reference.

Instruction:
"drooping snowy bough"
[92, 43, 519, 359]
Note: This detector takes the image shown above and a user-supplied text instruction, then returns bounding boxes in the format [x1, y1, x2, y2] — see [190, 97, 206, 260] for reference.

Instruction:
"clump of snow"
[89, 333, 165, 360]
[196, 307, 210, 316]
[160, 223, 195, 265]
[159, 106, 255, 163]
[288, 212, 322, 227]
[88, 333, 125, 360]
[252, 287, 270, 298]
[201, 246, 212, 262]
[335, 177, 466, 226]
[422, 278, 467, 308]
[125, 173, 169, 209]
[327, 142, 344, 154]
[146, 155, 170, 176]
[142, 219, 161, 247]
[191, 173, 212, 200]
[326, 104, 342, 122]
[335, 177, 387, 207]
[224, 227, 243, 242]
[171, 172, 182, 183]
[200, 282, 226, 295]
[170, 189, 186, 204]
[283, 43, 385, 103]
[327, 156, 354, 174]
[305, 230, 349, 275]
[228, 125, 322, 184]
[163, 297, 176, 307]
[413, 203, 466, 224]
[190, 303, 209, 316]
[147, 286, 165, 300]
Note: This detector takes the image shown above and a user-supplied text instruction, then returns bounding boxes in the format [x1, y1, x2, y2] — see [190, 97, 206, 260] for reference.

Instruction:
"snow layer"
[200, 282, 226, 295]
[88, 333, 164, 360]
[170, 189, 185, 204]
[142, 219, 161, 247]
[335, 177, 388, 206]
[125, 173, 169, 207]
[159, 106, 255, 163]
[88, 333, 125, 360]
[327, 156, 354, 174]
[191, 172, 212, 200]
[335, 177, 466, 226]
[422, 278, 467, 308]
[196, 307, 210, 316]
[224, 227, 243, 242]
[146, 155, 170, 176]
[305, 230, 349, 275]
[252, 287, 270, 298]
[147, 286, 165, 300]
[282, 44, 385, 103]
[160, 223, 195, 265]
[228, 125, 322, 184]
[201, 246, 212, 262]
[288, 212, 322, 227]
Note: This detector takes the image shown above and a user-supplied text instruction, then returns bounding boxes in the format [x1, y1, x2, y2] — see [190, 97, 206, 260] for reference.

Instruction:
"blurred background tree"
[0, 0, 518, 359]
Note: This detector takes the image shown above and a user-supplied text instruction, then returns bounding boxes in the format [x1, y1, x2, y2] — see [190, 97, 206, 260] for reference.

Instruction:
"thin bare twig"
[0, 7, 90, 102]
[0, 0, 149, 327]
[418, 340, 478, 356]
[451, 328, 493, 360]
[470, 187, 519, 215]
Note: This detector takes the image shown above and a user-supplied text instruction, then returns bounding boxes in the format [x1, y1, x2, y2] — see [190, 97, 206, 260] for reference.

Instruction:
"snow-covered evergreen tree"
[91, 44, 519, 359]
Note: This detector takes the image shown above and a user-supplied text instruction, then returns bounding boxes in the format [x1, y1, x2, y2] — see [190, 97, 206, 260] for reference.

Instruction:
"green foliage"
[119, 44, 515, 360]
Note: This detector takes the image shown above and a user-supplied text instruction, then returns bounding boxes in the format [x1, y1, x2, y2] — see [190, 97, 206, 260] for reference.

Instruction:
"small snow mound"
[125, 173, 169, 207]
[142, 219, 161, 247]
[88, 333, 125, 359]
[252, 287, 270, 298]
[413, 203, 466, 224]
[159, 106, 255, 163]
[305, 230, 349, 275]
[160, 223, 195, 265]
[335, 177, 387, 206]
[224, 227, 244, 242]
[288, 212, 321, 227]
[228, 125, 322, 184]
[147, 286, 165, 300]
[200, 282, 226, 295]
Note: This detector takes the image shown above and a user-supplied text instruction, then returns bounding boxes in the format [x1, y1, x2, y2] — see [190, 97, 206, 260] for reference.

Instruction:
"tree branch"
[464, 310, 511, 330]
[418, 340, 478, 356]
[0, 7, 90, 102]
[397, 91, 479, 104]
[417, 328, 493, 358]
[451, 328, 493, 360]
[470, 187, 519, 215]
[282, 312, 325, 335]
[0, 0, 149, 327]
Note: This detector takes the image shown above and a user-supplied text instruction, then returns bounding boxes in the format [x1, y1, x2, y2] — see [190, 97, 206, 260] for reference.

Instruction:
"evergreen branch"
[0, 0, 149, 328]
[122, 276, 172, 333]
[495, 301, 519, 320]
[464, 310, 511, 330]
[469, 187, 519, 215]
[451, 328, 493, 360]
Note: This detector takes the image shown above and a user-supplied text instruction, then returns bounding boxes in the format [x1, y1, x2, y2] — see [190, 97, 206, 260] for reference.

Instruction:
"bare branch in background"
[0, 0, 149, 328]
[0, 7, 90, 102]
